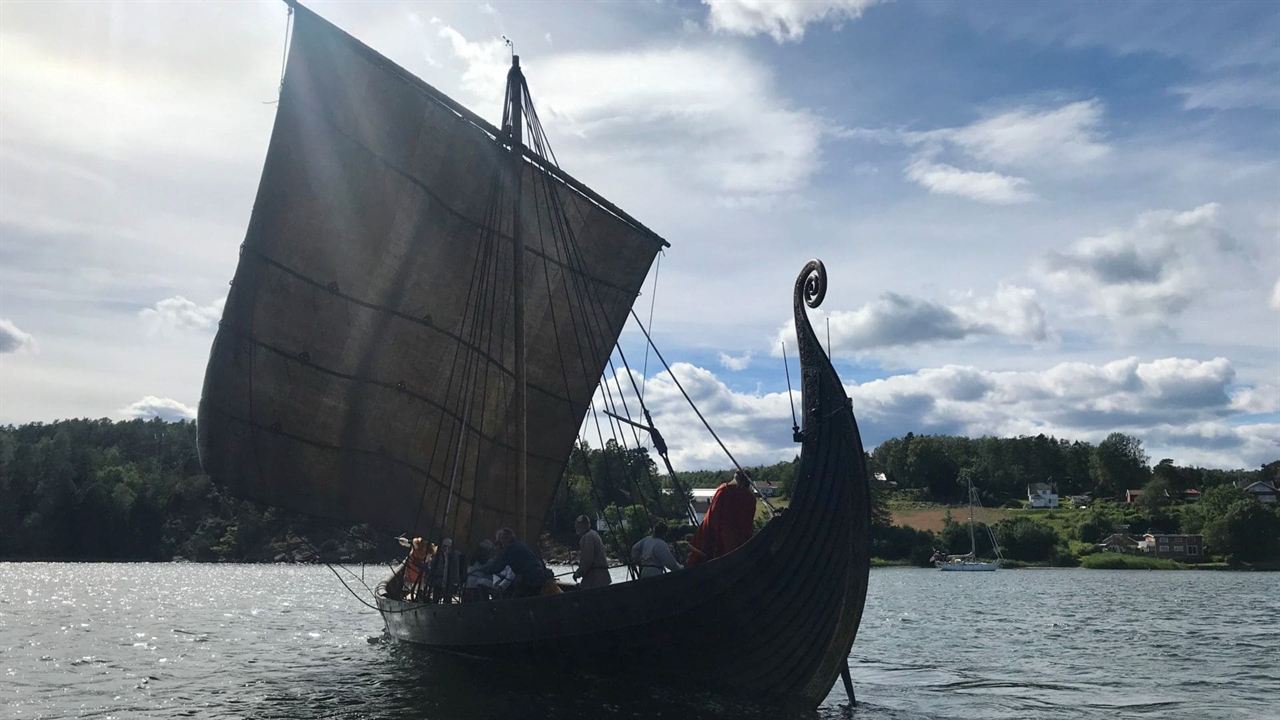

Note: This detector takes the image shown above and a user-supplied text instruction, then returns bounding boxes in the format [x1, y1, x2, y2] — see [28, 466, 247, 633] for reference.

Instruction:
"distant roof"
[1028, 482, 1054, 494]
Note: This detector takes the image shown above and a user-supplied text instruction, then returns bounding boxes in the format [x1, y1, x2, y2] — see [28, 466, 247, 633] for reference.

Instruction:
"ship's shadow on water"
[252, 633, 861, 720]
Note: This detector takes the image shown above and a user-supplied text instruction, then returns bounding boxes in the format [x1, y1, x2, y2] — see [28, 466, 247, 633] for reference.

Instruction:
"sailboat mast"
[506, 56, 528, 540]
[967, 475, 976, 557]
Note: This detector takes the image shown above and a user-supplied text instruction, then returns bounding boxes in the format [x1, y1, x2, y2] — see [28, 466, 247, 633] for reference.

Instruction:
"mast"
[967, 475, 976, 557]
[506, 55, 528, 540]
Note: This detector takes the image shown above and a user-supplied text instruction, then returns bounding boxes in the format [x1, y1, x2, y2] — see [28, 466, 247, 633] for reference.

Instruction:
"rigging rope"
[519, 100, 637, 576]
[628, 307, 777, 515]
[781, 340, 799, 437]
[522, 80, 703, 532]
[640, 252, 661, 402]
[279, 6, 293, 92]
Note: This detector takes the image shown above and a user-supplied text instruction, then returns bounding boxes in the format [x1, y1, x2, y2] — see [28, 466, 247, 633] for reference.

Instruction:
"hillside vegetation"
[1, 419, 1275, 567]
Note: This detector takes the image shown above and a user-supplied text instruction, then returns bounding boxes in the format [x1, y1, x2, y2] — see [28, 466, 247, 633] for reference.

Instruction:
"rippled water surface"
[2, 564, 1276, 719]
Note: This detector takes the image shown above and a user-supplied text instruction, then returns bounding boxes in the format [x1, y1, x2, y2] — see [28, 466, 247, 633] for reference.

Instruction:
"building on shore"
[1097, 533, 1140, 553]
[1236, 480, 1278, 504]
[690, 488, 717, 524]
[1027, 482, 1059, 509]
[1137, 533, 1203, 560]
[1067, 493, 1093, 508]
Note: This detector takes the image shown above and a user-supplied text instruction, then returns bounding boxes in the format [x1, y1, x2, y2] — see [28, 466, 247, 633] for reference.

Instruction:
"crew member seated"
[463, 539, 497, 602]
[477, 527, 553, 598]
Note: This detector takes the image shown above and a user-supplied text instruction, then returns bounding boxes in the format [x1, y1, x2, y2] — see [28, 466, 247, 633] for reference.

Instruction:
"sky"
[1, 0, 1277, 472]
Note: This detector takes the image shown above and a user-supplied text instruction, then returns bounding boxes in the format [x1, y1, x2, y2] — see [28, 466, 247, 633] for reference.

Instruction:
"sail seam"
[201, 399, 555, 519]
[240, 247, 585, 408]
[283, 81, 647, 296]
[216, 321, 572, 468]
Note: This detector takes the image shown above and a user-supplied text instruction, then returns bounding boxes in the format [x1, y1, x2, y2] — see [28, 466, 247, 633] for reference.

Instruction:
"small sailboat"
[197, 1, 871, 709]
[935, 475, 1001, 571]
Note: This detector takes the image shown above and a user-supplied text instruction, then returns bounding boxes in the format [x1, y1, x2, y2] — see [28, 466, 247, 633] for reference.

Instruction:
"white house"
[690, 488, 718, 524]
[1027, 482, 1059, 509]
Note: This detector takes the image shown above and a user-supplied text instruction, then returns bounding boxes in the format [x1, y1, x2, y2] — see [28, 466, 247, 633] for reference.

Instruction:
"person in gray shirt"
[631, 521, 683, 579]
[573, 514, 612, 589]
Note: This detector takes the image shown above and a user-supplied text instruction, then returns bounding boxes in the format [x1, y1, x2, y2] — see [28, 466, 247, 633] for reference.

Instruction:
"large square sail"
[198, 5, 665, 549]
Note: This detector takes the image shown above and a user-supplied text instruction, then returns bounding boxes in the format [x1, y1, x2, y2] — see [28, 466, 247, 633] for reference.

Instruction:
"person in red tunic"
[686, 470, 757, 566]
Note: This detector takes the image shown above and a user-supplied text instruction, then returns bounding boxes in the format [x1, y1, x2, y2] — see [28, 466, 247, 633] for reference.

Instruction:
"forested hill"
[681, 432, 1272, 506]
[870, 432, 1272, 505]
[0, 419, 399, 562]
[0, 419, 1273, 561]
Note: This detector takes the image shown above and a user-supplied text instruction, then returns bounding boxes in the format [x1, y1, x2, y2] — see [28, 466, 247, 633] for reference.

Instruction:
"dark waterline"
[2, 564, 1276, 719]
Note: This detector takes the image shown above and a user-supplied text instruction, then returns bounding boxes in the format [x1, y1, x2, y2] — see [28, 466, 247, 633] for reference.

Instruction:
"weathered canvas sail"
[198, 4, 665, 549]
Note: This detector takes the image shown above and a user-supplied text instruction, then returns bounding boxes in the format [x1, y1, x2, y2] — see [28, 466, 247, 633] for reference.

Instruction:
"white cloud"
[1174, 75, 1280, 111]
[775, 284, 1048, 353]
[432, 28, 826, 198]
[938, 99, 1110, 169]
[434, 26, 510, 102]
[119, 395, 196, 421]
[1231, 385, 1280, 414]
[140, 295, 224, 334]
[717, 350, 753, 371]
[1039, 203, 1238, 329]
[1271, 278, 1280, 310]
[0, 318, 37, 354]
[904, 158, 1035, 204]
[704, 0, 880, 43]
[608, 356, 1277, 470]
[896, 100, 1109, 204]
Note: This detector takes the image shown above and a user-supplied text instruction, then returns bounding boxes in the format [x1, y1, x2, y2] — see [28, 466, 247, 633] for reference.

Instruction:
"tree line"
[0, 419, 397, 562]
[868, 431, 1268, 505]
[1, 419, 1274, 563]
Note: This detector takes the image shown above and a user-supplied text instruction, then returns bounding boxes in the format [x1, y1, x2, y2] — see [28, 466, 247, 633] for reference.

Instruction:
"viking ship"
[198, 2, 870, 709]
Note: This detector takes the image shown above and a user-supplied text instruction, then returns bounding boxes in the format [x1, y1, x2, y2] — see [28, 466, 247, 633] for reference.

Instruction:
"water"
[2, 564, 1276, 719]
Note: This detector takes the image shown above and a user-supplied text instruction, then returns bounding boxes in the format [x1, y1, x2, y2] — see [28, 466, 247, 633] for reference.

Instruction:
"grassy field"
[1080, 553, 1185, 570]
[890, 504, 1012, 532]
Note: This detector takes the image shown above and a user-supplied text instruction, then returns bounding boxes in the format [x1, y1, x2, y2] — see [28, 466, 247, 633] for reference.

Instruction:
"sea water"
[2, 563, 1276, 719]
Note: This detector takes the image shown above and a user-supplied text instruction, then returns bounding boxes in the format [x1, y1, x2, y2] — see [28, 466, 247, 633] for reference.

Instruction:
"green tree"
[1090, 433, 1150, 499]
[1181, 485, 1250, 534]
[1204, 501, 1280, 561]
[1076, 510, 1112, 543]
[995, 517, 1060, 562]
[940, 515, 995, 558]
[1138, 476, 1173, 514]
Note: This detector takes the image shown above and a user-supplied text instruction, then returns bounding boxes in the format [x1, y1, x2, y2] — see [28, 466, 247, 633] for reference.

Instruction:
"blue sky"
[1, 0, 1276, 470]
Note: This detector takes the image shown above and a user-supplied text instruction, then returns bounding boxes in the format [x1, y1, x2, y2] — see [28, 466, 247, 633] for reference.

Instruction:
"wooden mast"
[506, 55, 528, 540]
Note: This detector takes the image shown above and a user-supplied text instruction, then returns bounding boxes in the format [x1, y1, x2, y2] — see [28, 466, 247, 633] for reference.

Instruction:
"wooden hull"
[376, 261, 871, 708]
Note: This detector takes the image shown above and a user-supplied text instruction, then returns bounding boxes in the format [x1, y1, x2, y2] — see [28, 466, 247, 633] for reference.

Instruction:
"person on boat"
[427, 537, 461, 603]
[400, 537, 434, 600]
[572, 514, 611, 589]
[479, 527, 552, 598]
[631, 520, 682, 579]
[686, 470, 757, 566]
[463, 539, 498, 602]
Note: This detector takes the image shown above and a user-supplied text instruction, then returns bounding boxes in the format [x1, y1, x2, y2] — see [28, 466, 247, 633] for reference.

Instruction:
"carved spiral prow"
[799, 260, 827, 309]
[793, 259, 829, 366]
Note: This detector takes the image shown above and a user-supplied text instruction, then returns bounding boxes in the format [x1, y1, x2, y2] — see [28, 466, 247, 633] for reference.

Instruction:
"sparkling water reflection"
[2, 564, 1276, 719]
